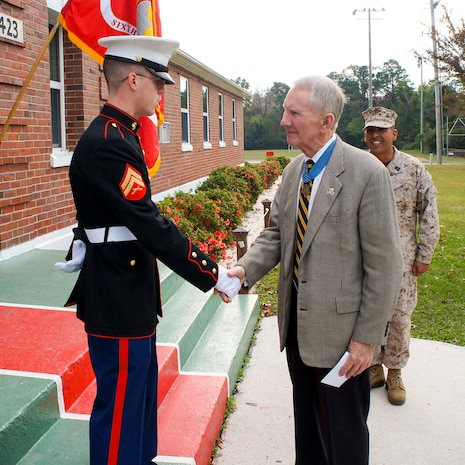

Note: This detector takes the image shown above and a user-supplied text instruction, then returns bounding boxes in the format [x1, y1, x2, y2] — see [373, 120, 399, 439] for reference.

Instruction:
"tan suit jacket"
[238, 136, 403, 367]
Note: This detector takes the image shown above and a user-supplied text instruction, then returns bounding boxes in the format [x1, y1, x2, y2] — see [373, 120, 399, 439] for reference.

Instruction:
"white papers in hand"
[321, 351, 350, 388]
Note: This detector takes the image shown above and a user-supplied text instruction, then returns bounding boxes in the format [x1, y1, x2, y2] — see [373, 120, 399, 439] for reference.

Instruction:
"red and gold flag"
[59, 0, 164, 177]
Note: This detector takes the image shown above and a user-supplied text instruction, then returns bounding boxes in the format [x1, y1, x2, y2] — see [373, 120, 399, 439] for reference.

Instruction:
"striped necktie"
[293, 159, 314, 290]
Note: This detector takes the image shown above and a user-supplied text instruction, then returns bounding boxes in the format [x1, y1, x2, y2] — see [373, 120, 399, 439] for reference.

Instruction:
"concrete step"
[157, 278, 225, 367]
[0, 249, 77, 308]
[156, 373, 229, 465]
[16, 417, 89, 465]
[10, 372, 228, 465]
[183, 294, 260, 393]
[0, 374, 60, 465]
[0, 262, 260, 465]
[67, 344, 180, 414]
[0, 304, 93, 411]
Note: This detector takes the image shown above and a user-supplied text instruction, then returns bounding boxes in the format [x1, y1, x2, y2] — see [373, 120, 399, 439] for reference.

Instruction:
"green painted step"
[16, 418, 89, 465]
[157, 281, 224, 367]
[183, 295, 260, 392]
[0, 250, 77, 308]
[0, 250, 210, 310]
[0, 252, 260, 464]
[0, 374, 60, 465]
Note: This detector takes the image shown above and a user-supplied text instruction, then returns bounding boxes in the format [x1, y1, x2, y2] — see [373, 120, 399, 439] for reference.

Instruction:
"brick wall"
[0, 0, 73, 251]
[0, 0, 246, 254]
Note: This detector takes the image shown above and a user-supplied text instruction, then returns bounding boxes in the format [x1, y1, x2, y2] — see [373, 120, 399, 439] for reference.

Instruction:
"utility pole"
[418, 57, 424, 154]
[430, 0, 443, 164]
[353, 8, 385, 109]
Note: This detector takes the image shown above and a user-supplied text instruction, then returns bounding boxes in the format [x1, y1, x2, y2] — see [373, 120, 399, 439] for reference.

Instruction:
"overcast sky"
[160, 0, 465, 92]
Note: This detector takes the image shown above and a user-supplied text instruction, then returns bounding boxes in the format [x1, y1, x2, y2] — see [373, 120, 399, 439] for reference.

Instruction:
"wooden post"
[262, 199, 271, 228]
[233, 226, 248, 260]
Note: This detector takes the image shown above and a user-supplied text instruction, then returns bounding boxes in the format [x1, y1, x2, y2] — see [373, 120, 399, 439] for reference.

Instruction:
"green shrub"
[251, 159, 282, 188]
[157, 193, 231, 261]
[275, 155, 291, 170]
[198, 165, 262, 209]
[202, 188, 249, 231]
[157, 159, 285, 261]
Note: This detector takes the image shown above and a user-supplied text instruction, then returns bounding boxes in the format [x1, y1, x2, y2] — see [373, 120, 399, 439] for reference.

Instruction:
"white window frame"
[180, 76, 192, 152]
[218, 93, 225, 148]
[232, 98, 238, 146]
[49, 22, 72, 167]
[202, 86, 211, 149]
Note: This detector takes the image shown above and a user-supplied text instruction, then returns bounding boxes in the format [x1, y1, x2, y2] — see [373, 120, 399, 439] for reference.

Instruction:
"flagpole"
[0, 20, 60, 144]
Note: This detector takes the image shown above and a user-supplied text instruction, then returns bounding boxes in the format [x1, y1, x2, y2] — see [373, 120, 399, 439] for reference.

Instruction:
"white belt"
[85, 226, 137, 243]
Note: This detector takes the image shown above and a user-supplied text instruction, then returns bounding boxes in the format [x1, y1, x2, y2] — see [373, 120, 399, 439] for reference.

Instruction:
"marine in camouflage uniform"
[362, 107, 440, 405]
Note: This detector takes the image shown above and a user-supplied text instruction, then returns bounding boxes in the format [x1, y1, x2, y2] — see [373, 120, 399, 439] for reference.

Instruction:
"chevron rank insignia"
[119, 164, 146, 201]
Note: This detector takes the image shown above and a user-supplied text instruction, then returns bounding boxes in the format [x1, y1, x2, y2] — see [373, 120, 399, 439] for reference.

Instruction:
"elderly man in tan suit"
[229, 76, 403, 465]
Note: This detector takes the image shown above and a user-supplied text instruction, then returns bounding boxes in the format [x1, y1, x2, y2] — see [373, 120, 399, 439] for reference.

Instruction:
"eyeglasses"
[120, 73, 165, 90]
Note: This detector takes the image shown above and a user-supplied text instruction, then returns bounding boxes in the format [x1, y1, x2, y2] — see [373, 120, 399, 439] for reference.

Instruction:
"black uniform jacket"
[68, 104, 219, 338]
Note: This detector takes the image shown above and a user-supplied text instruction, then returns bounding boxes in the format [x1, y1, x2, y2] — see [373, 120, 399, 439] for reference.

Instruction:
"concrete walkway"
[214, 315, 465, 465]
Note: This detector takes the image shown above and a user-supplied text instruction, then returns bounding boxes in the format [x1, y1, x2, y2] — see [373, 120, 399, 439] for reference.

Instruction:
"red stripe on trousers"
[108, 339, 129, 465]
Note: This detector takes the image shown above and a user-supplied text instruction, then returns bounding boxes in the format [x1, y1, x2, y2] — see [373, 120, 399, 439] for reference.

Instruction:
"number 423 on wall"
[0, 13, 23, 44]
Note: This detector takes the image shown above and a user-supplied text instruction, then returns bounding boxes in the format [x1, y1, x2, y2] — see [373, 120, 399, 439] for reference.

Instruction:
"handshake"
[214, 265, 245, 303]
[56, 239, 246, 304]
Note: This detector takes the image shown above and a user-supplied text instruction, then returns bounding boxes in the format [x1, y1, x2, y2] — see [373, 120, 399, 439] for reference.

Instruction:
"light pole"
[353, 7, 385, 108]
[418, 57, 424, 154]
[430, 0, 443, 164]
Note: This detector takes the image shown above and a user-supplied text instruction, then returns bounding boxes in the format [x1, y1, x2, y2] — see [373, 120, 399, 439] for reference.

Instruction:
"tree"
[423, 6, 465, 89]
[373, 59, 412, 105]
[244, 82, 289, 150]
[233, 77, 251, 107]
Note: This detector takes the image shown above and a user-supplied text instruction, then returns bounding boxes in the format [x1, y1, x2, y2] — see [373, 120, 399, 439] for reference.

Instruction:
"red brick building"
[0, 0, 248, 259]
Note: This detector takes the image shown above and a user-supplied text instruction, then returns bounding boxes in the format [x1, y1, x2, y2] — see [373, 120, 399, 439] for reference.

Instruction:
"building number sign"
[0, 12, 23, 44]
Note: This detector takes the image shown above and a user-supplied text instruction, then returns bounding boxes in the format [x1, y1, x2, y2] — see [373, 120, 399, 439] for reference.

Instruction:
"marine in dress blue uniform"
[63, 35, 239, 465]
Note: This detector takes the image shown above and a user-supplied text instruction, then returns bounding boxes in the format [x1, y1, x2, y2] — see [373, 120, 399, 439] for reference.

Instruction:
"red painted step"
[1, 304, 230, 465]
[157, 373, 228, 465]
[0, 304, 91, 410]
[68, 344, 180, 414]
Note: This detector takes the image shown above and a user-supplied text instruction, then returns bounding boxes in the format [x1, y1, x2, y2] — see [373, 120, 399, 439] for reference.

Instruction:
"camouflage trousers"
[373, 272, 418, 369]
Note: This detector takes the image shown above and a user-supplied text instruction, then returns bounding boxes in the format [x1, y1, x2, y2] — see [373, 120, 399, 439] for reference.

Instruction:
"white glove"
[215, 265, 242, 299]
[55, 239, 86, 273]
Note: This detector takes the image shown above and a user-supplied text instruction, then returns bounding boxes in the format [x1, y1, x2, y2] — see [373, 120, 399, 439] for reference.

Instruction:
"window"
[159, 122, 170, 143]
[232, 98, 238, 146]
[49, 23, 71, 166]
[180, 76, 192, 152]
[218, 93, 225, 147]
[202, 86, 211, 149]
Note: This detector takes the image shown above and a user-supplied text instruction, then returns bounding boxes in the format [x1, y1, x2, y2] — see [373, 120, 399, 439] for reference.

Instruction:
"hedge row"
[157, 156, 290, 261]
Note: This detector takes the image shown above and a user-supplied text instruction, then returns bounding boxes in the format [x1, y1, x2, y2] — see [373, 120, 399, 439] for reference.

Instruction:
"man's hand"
[339, 339, 374, 378]
[214, 265, 241, 302]
[227, 265, 246, 284]
[413, 260, 430, 277]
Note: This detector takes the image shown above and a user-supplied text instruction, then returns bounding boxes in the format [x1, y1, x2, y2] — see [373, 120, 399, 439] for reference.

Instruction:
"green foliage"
[253, 162, 465, 346]
[274, 155, 291, 170]
[158, 159, 288, 261]
[246, 158, 282, 189]
[198, 164, 263, 208]
[157, 191, 232, 261]
[244, 81, 290, 150]
[247, 55, 465, 153]
[412, 164, 465, 345]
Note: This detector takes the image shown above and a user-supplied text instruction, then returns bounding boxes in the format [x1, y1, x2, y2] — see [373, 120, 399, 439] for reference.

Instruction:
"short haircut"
[102, 58, 141, 92]
[292, 76, 347, 129]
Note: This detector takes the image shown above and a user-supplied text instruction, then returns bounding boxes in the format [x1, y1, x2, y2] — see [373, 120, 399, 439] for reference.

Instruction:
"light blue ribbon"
[302, 138, 337, 183]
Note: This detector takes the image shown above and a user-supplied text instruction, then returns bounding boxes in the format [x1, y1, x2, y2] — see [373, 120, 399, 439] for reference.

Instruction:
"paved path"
[214, 315, 465, 465]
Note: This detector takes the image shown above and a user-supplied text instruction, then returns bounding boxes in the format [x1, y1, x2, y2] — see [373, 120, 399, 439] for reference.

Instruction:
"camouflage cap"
[362, 106, 398, 129]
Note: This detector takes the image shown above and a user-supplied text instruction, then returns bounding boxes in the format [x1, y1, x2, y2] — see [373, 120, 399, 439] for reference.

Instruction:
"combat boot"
[386, 369, 406, 405]
[369, 364, 385, 388]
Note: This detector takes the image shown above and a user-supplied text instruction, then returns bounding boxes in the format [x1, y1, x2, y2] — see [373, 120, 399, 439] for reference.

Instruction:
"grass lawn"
[249, 150, 465, 346]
